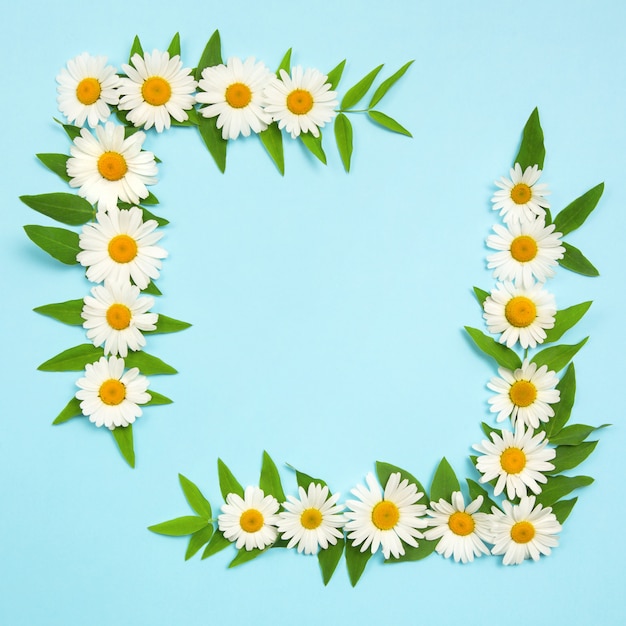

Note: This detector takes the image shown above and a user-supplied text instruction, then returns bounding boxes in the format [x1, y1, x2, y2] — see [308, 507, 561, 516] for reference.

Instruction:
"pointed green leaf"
[195, 30, 222, 81]
[142, 281, 162, 296]
[53, 397, 83, 425]
[145, 390, 173, 406]
[334, 113, 353, 172]
[149, 314, 192, 334]
[318, 537, 344, 585]
[368, 61, 414, 108]
[554, 183, 604, 236]
[202, 530, 231, 559]
[464, 326, 522, 370]
[185, 525, 214, 560]
[217, 458, 244, 500]
[473, 286, 489, 306]
[179, 474, 212, 519]
[276, 48, 292, 77]
[544, 363, 576, 438]
[550, 497, 577, 524]
[148, 516, 208, 536]
[514, 107, 545, 170]
[531, 337, 588, 373]
[260, 451, 286, 502]
[299, 131, 327, 164]
[36, 153, 70, 182]
[198, 115, 227, 173]
[167, 32, 181, 58]
[326, 59, 346, 90]
[38, 344, 103, 371]
[111, 425, 135, 468]
[550, 441, 598, 474]
[429, 457, 460, 503]
[560, 242, 599, 276]
[229, 547, 265, 568]
[549, 423, 609, 446]
[466, 479, 498, 513]
[20, 193, 94, 226]
[534, 475, 594, 507]
[341, 64, 383, 110]
[385, 539, 438, 563]
[375, 461, 427, 498]
[295, 470, 327, 490]
[480, 422, 502, 439]
[24, 225, 80, 265]
[259, 123, 284, 175]
[345, 542, 372, 587]
[129, 35, 143, 62]
[34, 299, 84, 325]
[53, 118, 82, 141]
[124, 351, 177, 375]
[367, 111, 412, 136]
[133, 207, 168, 227]
[543, 302, 592, 344]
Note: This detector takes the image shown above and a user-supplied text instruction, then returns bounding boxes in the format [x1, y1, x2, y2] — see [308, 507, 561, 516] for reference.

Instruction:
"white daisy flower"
[490, 495, 561, 565]
[345, 472, 427, 559]
[473, 426, 556, 500]
[77, 206, 167, 290]
[56, 53, 121, 128]
[67, 121, 158, 212]
[196, 57, 276, 140]
[488, 359, 560, 429]
[486, 219, 565, 289]
[75, 355, 150, 429]
[483, 281, 556, 350]
[276, 483, 346, 555]
[492, 163, 550, 225]
[218, 486, 280, 551]
[263, 66, 338, 139]
[424, 491, 492, 563]
[82, 281, 158, 358]
[118, 50, 197, 132]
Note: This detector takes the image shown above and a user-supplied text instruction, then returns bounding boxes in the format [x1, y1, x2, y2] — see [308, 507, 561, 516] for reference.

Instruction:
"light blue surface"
[1, 1, 625, 624]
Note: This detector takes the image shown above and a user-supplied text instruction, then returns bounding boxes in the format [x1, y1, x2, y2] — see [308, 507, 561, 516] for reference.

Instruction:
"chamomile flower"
[67, 121, 158, 212]
[196, 57, 276, 140]
[490, 495, 561, 565]
[263, 66, 338, 138]
[218, 486, 280, 551]
[492, 163, 550, 225]
[276, 483, 346, 555]
[75, 355, 150, 429]
[424, 491, 492, 563]
[486, 219, 565, 288]
[488, 359, 560, 429]
[56, 53, 121, 128]
[483, 281, 556, 349]
[118, 50, 197, 132]
[77, 206, 167, 290]
[345, 472, 427, 559]
[81, 281, 158, 357]
[473, 426, 556, 499]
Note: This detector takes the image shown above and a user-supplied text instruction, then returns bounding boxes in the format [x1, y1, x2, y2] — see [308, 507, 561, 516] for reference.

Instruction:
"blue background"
[1, 1, 624, 624]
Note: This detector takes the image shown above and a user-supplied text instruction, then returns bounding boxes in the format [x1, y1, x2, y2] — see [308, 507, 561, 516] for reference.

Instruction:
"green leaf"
[550, 441, 598, 474]
[385, 539, 438, 563]
[217, 458, 244, 500]
[326, 59, 346, 90]
[229, 547, 265, 568]
[148, 516, 208, 536]
[299, 131, 327, 164]
[258, 123, 285, 175]
[429, 457, 460, 503]
[549, 423, 609, 446]
[198, 115, 227, 173]
[20, 193, 94, 226]
[149, 314, 192, 334]
[466, 479, 497, 513]
[345, 542, 372, 587]
[295, 469, 327, 490]
[142, 281, 162, 296]
[54, 119, 82, 141]
[544, 363, 576, 438]
[464, 326, 522, 370]
[534, 475, 594, 507]
[129, 35, 143, 62]
[375, 461, 427, 498]
[24, 225, 80, 265]
[560, 242, 599, 277]
[185, 525, 214, 560]
[531, 337, 588, 373]
[367, 111, 412, 136]
[259, 451, 286, 502]
[341, 64, 384, 110]
[111, 425, 135, 468]
[334, 113, 353, 172]
[167, 32, 181, 58]
[179, 474, 212, 519]
[318, 537, 344, 585]
[195, 30, 222, 81]
[202, 530, 231, 559]
[368, 60, 414, 108]
[554, 183, 604, 236]
[38, 344, 103, 371]
[124, 351, 177, 375]
[550, 497, 577, 524]
[480, 422, 502, 439]
[133, 207, 168, 227]
[36, 153, 70, 182]
[276, 48, 292, 76]
[140, 191, 159, 206]
[52, 397, 83, 425]
[145, 390, 173, 406]
[473, 286, 489, 306]
[514, 107, 545, 170]
[543, 302, 592, 344]
[34, 299, 84, 325]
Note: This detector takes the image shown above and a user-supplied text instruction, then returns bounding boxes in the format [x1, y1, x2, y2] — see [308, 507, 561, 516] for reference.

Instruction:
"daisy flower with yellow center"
[424, 491, 492, 563]
[473, 426, 556, 499]
[486, 218, 565, 289]
[489, 495, 562, 565]
[218, 486, 280, 551]
[492, 163, 550, 225]
[81, 280, 158, 358]
[77, 206, 167, 290]
[67, 121, 158, 212]
[483, 280, 556, 349]
[487, 359, 560, 429]
[344, 472, 427, 559]
[263, 66, 338, 139]
[276, 483, 346, 555]
[56, 52, 121, 128]
[118, 50, 197, 133]
[196, 57, 276, 140]
[75, 355, 150, 429]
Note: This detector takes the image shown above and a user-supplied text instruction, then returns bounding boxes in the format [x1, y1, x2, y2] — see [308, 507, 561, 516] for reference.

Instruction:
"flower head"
[75, 355, 150, 429]
[492, 163, 550, 225]
[56, 53, 121, 128]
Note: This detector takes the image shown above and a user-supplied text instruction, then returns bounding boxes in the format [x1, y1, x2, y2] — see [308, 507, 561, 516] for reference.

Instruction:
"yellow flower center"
[141, 76, 172, 106]
[510, 235, 538, 262]
[300, 508, 323, 530]
[97, 151, 128, 181]
[510, 182, 532, 205]
[108, 234, 138, 264]
[99, 379, 126, 406]
[448, 511, 475, 536]
[371, 500, 400, 530]
[76, 77, 102, 105]
[509, 380, 537, 407]
[240, 508, 264, 533]
[225, 82, 252, 108]
[510, 520, 536, 544]
[504, 296, 536, 328]
[106, 303, 132, 330]
[500, 447, 526, 474]
[286, 89, 314, 115]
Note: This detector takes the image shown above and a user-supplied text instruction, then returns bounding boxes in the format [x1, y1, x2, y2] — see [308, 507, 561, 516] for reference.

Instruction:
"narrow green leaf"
[24, 225, 80, 265]
[368, 61, 414, 108]
[61, 123, 81, 141]
[550, 441, 598, 474]
[464, 326, 522, 370]
[543, 302, 592, 344]
[148, 516, 208, 536]
[299, 131, 327, 164]
[367, 110, 412, 136]
[197, 115, 227, 173]
[259, 451, 286, 502]
[202, 530, 231, 559]
[550, 497, 577, 524]
[131, 207, 168, 227]
[52, 397, 83, 425]
[20, 193, 94, 226]
[473, 286, 489, 306]
[554, 183, 604, 236]
[124, 351, 177, 375]
[185, 525, 214, 560]
[142, 281, 162, 296]
[140, 191, 159, 206]
[544, 363, 576, 438]
[149, 314, 192, 334]
[111, 425, 135, 468]
[129, 35, 143, 62]
[480, 422, 502, 439]
[195, 30, 223, 81]
[38, 344, 103, 371]
[318, 538, 344, 585]
[534, 475, 594, 507]
[531, 337, 588, 373]
[549, 423, 609, 446]
[276, 48, 292, 77]
[341, 64, 383, 110]
[376, 461, 427, 498]
[167, 32, 181, 58]
[345, 542, 372, 587]
[514, 107, 545, 170]
[145, 390, 173, 406]
[258, 123, 285, 175]
[466, 479, 498, 513]
[179, 474, 212, 519]
[36, 153, 70, 182]
[560, 242, 599, 276]
[34, 299, 84, 325]
[429, 457, 460, 503]
[295, 469, 327, 490]
[326, 59, 346, 90]
[229, 547, 266, 568]
[334, 113, 353, 172]
[387, 539, 438, 563]
[217, 458, 244, 500]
